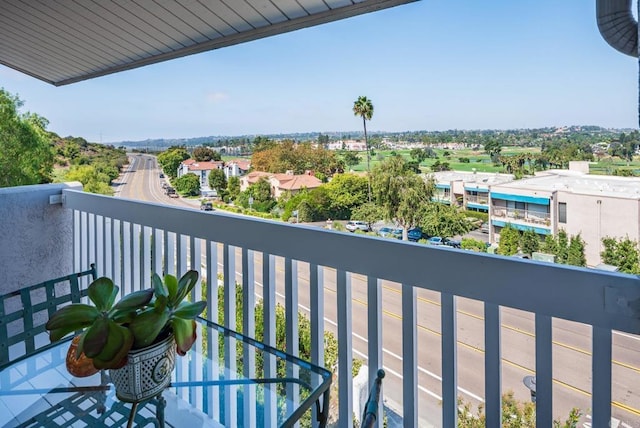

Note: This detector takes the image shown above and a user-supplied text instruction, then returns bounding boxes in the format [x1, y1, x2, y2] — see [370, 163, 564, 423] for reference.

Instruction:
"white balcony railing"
[492, 207, 551, 227]
[7, 186, 640, 427]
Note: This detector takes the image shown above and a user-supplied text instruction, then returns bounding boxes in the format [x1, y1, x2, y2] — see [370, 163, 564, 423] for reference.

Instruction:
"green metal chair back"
[0, 264, 96, 369]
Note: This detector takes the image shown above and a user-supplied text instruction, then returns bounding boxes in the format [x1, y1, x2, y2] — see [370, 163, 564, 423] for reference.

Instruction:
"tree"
[192, 146, 221, 161]
[250, 140, 344, 176]
[208, 168, 227, 194]
[342, 151, 361, 169]
[556, 229, 569, 264]
[323, 173, 368, 219]
[350, 202, 384, 230]
[352, 96, 374, 201]
[519, 229, 540, 256]
[410, 148, 428, 164]
[421, 204, 472, 238]
[540, 234, 556, 256]
[540, 231, 586, 267]
[227, 176, 240, 201]
[567, 234, 587, 267]
[371, 156, 434, 240]
[0, 89, 54, 187]
[174, 173, 200, 196]
[65, 165, 114, 195]
[601, 236, 640, 274]
[497, 224, 519, 256]
[484, 140, 503, 164]
[157, 147, 189, 179]
[461, 238, 488, 252]
[236, 178, 275, 212]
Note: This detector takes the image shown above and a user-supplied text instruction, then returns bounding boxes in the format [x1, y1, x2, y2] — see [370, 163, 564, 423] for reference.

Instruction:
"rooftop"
[431, 170, 515, 186]
[494, 169, 640, 199]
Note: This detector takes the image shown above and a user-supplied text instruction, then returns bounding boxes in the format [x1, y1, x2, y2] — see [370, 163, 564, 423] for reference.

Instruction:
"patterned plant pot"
[109, 334, 175, 403]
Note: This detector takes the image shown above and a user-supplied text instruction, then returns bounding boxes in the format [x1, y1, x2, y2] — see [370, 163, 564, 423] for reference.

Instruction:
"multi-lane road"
[114, 154, 640, 427]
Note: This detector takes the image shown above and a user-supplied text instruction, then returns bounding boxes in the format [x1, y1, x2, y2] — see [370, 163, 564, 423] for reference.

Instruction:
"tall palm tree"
[353, 96, 374, 202]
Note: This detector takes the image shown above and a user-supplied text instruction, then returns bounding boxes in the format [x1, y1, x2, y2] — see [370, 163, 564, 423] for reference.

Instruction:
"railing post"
[535, 315, 553, 426]
[242, 248, 256, 427]
[337, 270, 353, 427]
[205, 240, 220, 420]
[484, 302, 501, 426]
[592, 326, 612, 428]
[402, 283, 417, 427]
[263, 252, 277, 427]
[310, 264, 325, 424]
[441, 292, 456, 428]
[285, 258, 300, 423]
[223, 244, 237, 426]
[368, 277, 383, 428]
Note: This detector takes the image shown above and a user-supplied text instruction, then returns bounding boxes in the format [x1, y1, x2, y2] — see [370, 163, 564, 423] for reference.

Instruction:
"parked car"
[443, 238, 461, 248]
[200, 202, 213, 211]
[159, 173, 164, 178]
[427, 236, 444, 245]
[480, 222, 489, 233]
[407, 227, 423, 242]
[377, 227, 402, 239]
[346, 220, 370, 232]
[166, 187, 178, 198]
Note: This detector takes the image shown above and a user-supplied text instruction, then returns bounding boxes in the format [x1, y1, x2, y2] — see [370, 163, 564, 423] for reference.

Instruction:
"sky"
[0, 0, 638, 143]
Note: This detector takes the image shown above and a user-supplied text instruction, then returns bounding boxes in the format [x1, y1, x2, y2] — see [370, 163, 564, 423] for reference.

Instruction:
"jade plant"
[45, 270, 206, 370]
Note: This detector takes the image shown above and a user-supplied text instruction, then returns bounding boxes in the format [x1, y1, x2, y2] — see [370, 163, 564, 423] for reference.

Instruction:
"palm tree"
[353, 96, 374, 201]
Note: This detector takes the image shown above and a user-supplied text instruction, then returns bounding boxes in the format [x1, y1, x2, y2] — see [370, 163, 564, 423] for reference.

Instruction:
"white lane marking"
[614, 331, 640, 341]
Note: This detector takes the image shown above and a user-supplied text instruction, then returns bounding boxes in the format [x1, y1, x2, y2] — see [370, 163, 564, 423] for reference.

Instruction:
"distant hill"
[112, 126, 628, 151]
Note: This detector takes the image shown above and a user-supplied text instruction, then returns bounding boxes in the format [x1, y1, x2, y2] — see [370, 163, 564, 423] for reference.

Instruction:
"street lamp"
[523, 375, 536, 403]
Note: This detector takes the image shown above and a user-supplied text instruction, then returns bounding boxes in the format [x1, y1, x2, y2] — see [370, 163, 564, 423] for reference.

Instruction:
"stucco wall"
[0, 182, 82, 293]
[558, 191, 640, 266]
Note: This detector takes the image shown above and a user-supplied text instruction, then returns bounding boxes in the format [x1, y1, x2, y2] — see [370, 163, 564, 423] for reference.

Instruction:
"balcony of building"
[2, 183, 640, 427]
[432, 187, 452, 205]
[491, 206, 552, 234]
[464, 193, 489, 211]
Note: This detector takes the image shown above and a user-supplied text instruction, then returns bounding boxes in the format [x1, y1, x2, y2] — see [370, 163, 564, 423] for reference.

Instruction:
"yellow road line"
[380, 283, 640, 373]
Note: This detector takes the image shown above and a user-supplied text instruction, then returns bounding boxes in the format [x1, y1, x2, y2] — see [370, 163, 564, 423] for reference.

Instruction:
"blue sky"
[0, 0, 638, 143]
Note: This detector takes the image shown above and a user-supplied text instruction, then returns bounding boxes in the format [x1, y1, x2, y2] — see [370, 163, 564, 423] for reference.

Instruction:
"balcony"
[492, 207, 551, 232]
[2, 183, 640, 427]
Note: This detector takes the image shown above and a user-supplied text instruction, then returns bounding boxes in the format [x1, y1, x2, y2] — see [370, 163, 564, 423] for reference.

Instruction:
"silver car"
[346, 221, 370, 232]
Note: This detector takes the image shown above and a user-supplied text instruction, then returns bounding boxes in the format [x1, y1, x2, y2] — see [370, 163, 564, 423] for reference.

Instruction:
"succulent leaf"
[111, 308, 137, 324]
[162, 273, 178, 303]
[174, 270, 198, 305]
[111, 289, 153, 311]
[87, 278, 118, 311]
[49, 325, 83, 342]
[95, 321, 133, 366]
[174, 301, 207, 319]
[128, 307, 170, 349]
[153, 273, 168, 298]
[82, 318, 109, 358]
[45, 304, 99, 331]
[172, 318, 197, 355]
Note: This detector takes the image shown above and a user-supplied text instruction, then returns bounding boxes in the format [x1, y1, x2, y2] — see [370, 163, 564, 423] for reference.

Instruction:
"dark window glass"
[559, 202, 567, 223]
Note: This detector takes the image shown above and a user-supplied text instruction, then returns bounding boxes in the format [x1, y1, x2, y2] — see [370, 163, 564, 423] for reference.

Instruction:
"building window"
[558, 202, 567, 224]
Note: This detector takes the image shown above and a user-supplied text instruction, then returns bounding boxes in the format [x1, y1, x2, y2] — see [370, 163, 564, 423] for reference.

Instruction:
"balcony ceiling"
[0, 0, 415, 86]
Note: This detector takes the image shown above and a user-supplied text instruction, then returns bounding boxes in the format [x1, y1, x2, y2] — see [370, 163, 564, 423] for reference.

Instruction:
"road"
[114, 154, 640, 427]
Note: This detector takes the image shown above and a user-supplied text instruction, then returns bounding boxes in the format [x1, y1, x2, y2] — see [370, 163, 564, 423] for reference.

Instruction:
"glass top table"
[0, 317, 332, 427]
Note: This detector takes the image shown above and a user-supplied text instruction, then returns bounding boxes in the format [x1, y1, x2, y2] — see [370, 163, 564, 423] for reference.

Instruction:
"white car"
[346, 221, 370, 232]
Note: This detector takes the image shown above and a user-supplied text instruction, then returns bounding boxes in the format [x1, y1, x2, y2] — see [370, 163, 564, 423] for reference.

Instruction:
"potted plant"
[45, 270, 206, 402]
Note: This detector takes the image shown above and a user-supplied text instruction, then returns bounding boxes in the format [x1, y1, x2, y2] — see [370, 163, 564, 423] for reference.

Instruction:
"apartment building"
[489, 169, 640, 266]
[240, 170, 322, 199]
[431, 171, 515, 212]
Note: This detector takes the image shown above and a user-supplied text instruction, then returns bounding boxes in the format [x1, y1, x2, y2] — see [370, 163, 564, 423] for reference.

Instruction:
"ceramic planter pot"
[109, 334, 175, 403]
